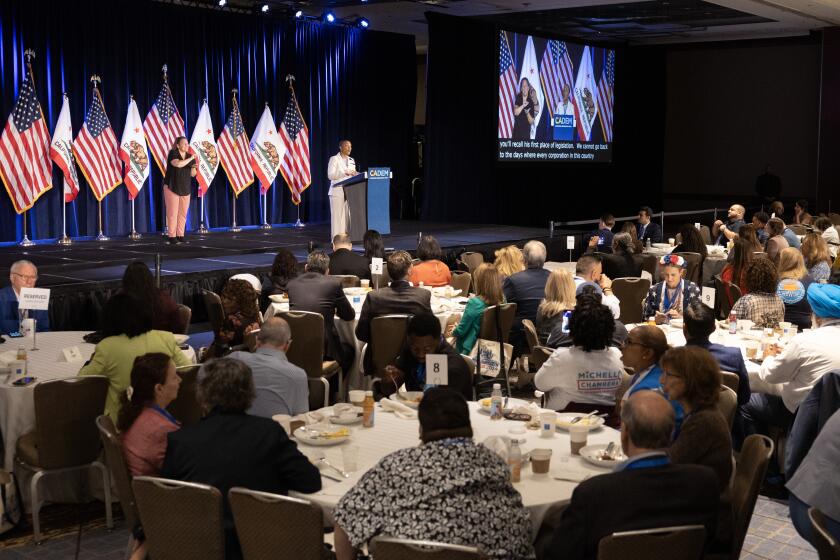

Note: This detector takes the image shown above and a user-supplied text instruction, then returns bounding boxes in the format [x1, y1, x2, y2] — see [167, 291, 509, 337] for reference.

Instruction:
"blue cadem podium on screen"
[552, 114, 576, 141]
[335, 167, 391, 242]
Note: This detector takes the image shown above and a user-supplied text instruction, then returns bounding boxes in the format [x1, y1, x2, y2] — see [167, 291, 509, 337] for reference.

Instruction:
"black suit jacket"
[546, 462, 719, 560]
[502, 267, 551, 329]
[161, 411, 321, 559]
[355, 280, 432, 343]
[287, 272, 355, 365]
[329, 248, 371, 280]
[637, 221, 663, 243]
[600, 253, 643, 279]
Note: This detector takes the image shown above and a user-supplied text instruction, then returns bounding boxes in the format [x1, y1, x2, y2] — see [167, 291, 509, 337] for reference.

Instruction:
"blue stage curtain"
[0, 0, 415, 243]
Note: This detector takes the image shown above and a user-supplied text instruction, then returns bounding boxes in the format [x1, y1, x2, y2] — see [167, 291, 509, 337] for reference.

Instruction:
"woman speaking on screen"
[513, 78, 539, 140]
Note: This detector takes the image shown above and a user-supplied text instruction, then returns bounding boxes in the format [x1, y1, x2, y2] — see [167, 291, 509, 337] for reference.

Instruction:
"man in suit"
[545, 391, 719, 560]
[162, 358, 321, 560]
[0, 259, 50, 334]
[637, 206, 663, 244]
[503, 240, 551, 354]
[329, 233, 371, 280]
[287, 251, 356, 375]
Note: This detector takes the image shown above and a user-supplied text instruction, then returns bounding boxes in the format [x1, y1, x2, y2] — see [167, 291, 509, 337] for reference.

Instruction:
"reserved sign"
[18, 287, 50, 311]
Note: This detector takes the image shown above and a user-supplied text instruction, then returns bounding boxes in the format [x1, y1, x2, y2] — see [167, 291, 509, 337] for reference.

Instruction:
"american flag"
[498, 31, 517, 138]
[143, 81, 185, 174]
[0, 63, 52, 214]
[74, 87, 121, 201]
[539, 40, 575, 119]
[278, 89, 311, 205]
[597, 50, 615, 142]
[217, 97, 253, 195]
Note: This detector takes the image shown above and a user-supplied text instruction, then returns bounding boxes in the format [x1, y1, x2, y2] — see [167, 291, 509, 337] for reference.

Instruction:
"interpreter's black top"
[163, 149, 194, 196]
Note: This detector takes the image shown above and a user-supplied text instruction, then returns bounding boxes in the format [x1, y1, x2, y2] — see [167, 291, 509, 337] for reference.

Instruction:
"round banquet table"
[293, 401, 622, 540]
[642, 244, 728, 286]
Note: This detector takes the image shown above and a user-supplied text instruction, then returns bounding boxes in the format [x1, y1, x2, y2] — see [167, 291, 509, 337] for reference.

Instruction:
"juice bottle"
[489, 383, 503, 421]
[508, 440, 522, 483]
[362, 390, 375, 428]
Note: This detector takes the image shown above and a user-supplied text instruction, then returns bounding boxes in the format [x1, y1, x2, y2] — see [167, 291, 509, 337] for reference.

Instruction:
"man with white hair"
[712, 204, 746, 244]
[503, 240, 551, 354]
[227, 317, 309, 416]
[1, 259, 50, 334]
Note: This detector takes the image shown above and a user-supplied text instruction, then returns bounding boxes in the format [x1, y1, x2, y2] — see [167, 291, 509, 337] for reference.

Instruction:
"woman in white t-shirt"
[534, 290, 625, 414]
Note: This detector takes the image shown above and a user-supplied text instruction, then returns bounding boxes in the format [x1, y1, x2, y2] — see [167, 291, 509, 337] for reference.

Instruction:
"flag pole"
[58, 178, 72, 245]
[127, 94, 141, 241]
[294, 203, 303, 228]
[229, 88, 242, 233]
[90, 74, 109, 242]
[20, 210, 34, 246]
[261, 191, 271, 229]
[19, 49, 37, 247]
[286, 75, 305, 229]
[160, 64, 170, 238]
[230, 190, 241, 232]
[197, 193, 209, 234]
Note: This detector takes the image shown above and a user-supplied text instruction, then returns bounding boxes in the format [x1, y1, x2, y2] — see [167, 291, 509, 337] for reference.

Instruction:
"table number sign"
[18, 287, 50, 311]
[371, 257, 384, 276]
[425, 354, 448, 386]
[701, 286, 715, 310]
[566, 236, 575, 250]
[61, 346, 84, 363]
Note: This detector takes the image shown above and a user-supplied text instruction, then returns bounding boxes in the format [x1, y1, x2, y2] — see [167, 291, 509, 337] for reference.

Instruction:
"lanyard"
[151, 404, 180, 427]
[661, 280, 683, 312]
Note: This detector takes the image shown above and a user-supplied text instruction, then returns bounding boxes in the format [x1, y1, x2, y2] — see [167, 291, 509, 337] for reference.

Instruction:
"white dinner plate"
[293, 423, 351, 446]
[554, 413, 605, 431]
[329, 414, 363, 425]
[652, 243, 672, 249]
[343, 287, 367, 296]
[477, 397, 529, 414]
[173, 334, 189, 344]
[389, 391, 423, 409]
[268, 294, 289, 303]
[579, 444, 626, 468]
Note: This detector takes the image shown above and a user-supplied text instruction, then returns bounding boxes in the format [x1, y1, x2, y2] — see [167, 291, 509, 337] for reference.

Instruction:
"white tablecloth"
[294, 401, 621, 539]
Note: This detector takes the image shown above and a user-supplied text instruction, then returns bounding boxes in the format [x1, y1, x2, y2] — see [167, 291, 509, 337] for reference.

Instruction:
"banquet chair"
[697, 225, 712, 245]
[96, 415, 141, 560]
[707, 435, 774, 560]
[789, 224, 808, 235]
[597, 525, 706, 560]
[531, 346, 553, 372]
[676, 252, 702, 287]
[370, 536, 484, 559]
[720, 371, 740, 394]
[809, 507, 840, 560]
[716, 386, 738, 430]
[229, 488, 327, 560]
[279, 310, 343, 401]
[450, 271, 472, 297]
[459, 251, 484, 275]
[168, 365, 203, 426]
[714, 275, 742, 320]
[133, 476, 224, 560]
[521, 319, 539, 363]
[332, 274, 361, 288]
[474, 303, 516, 397]
[175, 304, 192, 335]
[367, 314, 411, 380]
[611, 277, 651, 324]
[308, 377, 330, 410]
[202, 289, 225, 335]
[640, 253, 658, 279]
[15, 376, 112, 543]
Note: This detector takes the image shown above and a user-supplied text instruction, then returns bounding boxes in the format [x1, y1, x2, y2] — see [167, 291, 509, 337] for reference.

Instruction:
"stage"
[0, 220, 556, 331]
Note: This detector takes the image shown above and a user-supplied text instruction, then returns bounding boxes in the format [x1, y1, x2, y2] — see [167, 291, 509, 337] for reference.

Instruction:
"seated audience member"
[162, 358, 321, 560]
[333, 387, 535, 560]
[329, 233, 371, 280]
[535, 294, 624, 413]
[683, 301, 750, 406]
[769, 200, 785, 221]
[383, 314, 472, 400]
[227, 317, 308, 417]
[712, 204, 746, 244]
[547, 283, 628, 349]
[261, 248, 298, 304]
[573, 254, 621, 319]
[287, 251, 355, 375]
[121, 261, 186, 334]
[731, 257, 785, 328]
[535, 269, 576, 345]
[362, 229, 385, 262]
[742, 283, 840, 441]
[751, 211, 770, 245]
[673, 223, 709, 264]
[787, 409, 840, 545]
[636, 206, 663, 244]
[80, 293, 191, 423]
[588, 232, 642, 279]
[644, 255, 702, 324]
[814, 216, 839, 260]
[119, 353, 181, 477]
[356, 251, 432, 344]
[205, 278, 262, 359]
[776, 248, 814, 331]
[494, 244, 525, 278]
[545, 391, 719, 560]
[802, 233, 832, 283]
[503, 240, 551, 351]
[408, 234, 451, 287]
[660, 346, 733, 489]
[586, 213, 616, 254]
[793, 199, 813, 226]
[781, 221, 802, 250]
[0, 259, 50, 334]
[764, 217, 790, 264]
[737, 223, 764, 254]
[720, 239, 753, 305]
[620, 222, 645, 254]
[450, 263, 504, 355]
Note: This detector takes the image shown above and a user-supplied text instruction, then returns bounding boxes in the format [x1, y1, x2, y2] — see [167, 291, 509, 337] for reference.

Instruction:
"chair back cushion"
[450, 272, 472, 297]
[202, 290, 225, 335]
[133, 476, 224, 560]
[478, 304, 517, 343]
[371, 315, 410, 378]
[459, 252, 485, 275]
[676, 252, 702, 287]
[612, 277, 651, 324]
[640, 253, 658, 279]
[598, 525, 706, 560]
[168, 365, 202, 426]
[716, 386, 738, 430]
[175, 304, 192, 335]
[720, 372, 740, 394]
[730, 435, 773, 557]
[96, 415, 140, 530]
[521, 319, 539, 353]
[808, 507, 840, 560]
[279, 311, 325, 378]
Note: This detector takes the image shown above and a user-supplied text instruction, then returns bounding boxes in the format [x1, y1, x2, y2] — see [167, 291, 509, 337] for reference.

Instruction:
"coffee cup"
[539, 412, 557, 438]
[745, 340, 759, 359]
[569, 424, 588, 456]
[530, 448, 553, 475]
[668, 238, 675, 246]
[360, 279, 370, 289]
[349, 390, 366, 407]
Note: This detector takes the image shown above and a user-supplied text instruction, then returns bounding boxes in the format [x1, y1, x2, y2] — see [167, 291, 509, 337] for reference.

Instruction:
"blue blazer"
[637, 221, 663, 243]
[686, 339, 751, 406]
[0, 286, 50, 334]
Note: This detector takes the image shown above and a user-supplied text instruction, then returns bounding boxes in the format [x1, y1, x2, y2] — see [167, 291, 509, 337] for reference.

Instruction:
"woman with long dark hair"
[512, 78, 539, 140]
[720, 239, 753, 304]
[363, 229, 385, 260]
[121, 261, 185, 333]
[163, 136, 197, 244]
[262, 248, 299, 299]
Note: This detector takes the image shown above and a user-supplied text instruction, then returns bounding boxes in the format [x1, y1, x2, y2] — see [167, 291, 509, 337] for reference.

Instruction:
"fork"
[318, 457, 350, 479]
[570, 410, 599, 424]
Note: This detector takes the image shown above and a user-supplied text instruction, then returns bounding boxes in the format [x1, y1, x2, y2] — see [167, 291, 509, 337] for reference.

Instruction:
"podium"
[552, 113, 575, 141]
[336, 167, 391, 242]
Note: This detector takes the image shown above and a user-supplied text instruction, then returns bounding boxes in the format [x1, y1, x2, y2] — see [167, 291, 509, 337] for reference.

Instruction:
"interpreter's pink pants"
[164, 186, 190, 237]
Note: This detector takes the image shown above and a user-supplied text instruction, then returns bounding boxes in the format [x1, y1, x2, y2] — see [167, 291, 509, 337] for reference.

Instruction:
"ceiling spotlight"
[218, 0, 225, 5]
[295, 9, 303, 18]
[261, 4, 269, 12]
[357, 17, 370, 28]
[322, 11, 336, 23]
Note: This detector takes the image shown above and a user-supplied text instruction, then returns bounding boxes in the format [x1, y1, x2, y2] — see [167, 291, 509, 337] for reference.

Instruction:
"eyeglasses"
[662, 370, 683, 379]
[621, 339, 647, 349]
[12, 272, 37, 281]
